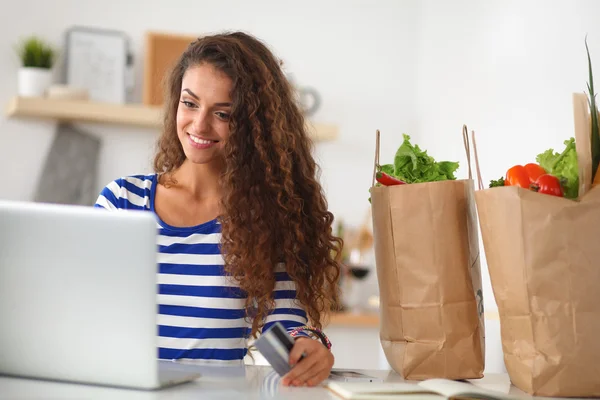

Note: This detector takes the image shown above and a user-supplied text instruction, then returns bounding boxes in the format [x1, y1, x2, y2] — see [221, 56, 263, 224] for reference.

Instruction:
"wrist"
[289, 325, 332, 350]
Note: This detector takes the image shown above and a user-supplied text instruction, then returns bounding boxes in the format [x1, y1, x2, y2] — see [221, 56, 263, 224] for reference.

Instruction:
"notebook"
[327, 378, 518, 400]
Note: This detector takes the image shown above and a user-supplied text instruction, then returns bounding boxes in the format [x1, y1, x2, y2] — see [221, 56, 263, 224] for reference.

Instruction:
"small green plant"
[15, 36, 56, 69]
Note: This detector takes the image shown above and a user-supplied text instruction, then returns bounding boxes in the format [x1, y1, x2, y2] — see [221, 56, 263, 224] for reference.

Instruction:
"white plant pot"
[18, 67, 53, 97]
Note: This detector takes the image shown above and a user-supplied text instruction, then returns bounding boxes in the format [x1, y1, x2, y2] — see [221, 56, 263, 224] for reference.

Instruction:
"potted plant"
[15, 36, 56, 97]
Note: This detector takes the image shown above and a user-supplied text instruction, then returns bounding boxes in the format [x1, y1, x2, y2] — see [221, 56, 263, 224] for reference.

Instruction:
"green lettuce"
[391, 134, 459, 183]
[379, 164, 395, 176]
[536, 137, 579, 199]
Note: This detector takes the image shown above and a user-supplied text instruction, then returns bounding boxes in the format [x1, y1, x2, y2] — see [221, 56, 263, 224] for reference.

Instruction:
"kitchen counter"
[0, 364, 571, 399]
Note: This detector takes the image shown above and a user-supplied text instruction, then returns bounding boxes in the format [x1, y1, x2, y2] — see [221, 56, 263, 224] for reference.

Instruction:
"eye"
[180, 100, 197, 108]
[215, 111, 230, 120]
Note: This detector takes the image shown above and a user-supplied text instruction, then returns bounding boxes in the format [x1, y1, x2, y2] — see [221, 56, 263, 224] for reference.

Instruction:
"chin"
[183, 151, 222, 166]
[180, 140, 225, 166]
[184, 154, 212, 165]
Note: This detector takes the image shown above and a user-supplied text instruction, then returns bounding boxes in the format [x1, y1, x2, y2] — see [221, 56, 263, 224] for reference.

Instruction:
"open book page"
[327, 379, 521, 400]
[326, 381, 443, 400]
[419, 379, 517, 400]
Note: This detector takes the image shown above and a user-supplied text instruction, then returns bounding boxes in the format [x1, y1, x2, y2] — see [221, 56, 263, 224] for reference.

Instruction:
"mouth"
[188, 133, 219, 145]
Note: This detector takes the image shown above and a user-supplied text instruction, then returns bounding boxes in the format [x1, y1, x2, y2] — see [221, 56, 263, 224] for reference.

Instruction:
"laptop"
[0, 200, 200, 390]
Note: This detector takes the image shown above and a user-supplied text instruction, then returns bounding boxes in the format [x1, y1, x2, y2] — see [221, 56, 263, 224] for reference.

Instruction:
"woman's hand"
[281, 337, 334, 387]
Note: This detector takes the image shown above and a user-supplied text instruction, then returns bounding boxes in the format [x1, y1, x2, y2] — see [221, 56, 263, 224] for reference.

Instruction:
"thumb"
[288, 337, 310, 366]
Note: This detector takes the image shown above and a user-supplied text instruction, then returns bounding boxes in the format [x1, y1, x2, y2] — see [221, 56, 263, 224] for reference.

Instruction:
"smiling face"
[176, 63, 233, 166]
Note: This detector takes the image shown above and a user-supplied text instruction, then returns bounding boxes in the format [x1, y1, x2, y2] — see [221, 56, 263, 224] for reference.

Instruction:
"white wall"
[411, 0, 600, 312]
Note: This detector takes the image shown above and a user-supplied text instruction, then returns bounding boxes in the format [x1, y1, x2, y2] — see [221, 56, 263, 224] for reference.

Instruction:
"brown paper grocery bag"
[370, 128, 485, 380]
[474, 93, 600, 397]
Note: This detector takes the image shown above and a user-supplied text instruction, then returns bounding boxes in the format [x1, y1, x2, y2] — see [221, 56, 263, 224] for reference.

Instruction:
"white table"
[0, 364, 589, 399]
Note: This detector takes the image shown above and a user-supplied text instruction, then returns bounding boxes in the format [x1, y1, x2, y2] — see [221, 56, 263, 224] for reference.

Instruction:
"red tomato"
[524, 163, 547, 183]
[531, 174, 564, 197]
[505, 165, 530, 189]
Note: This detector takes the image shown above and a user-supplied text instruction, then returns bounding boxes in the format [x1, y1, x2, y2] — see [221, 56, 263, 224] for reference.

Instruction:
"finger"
[284, 354, 320, 385]
[304, 351, 334, 387]
[292, 358, 320, 385]
[293, 348, 332, 384]
[295, 362, 329, 386]
[283, 339, 310, 385]
[284, 339, 327, 385]
[288, 355, 320, 386]
[306, 367, 331, 387]
[288, 337, 311, 366]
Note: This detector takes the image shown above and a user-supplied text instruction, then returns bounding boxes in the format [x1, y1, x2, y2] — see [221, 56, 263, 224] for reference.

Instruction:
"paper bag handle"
[463, 125, 473, 181]
[464, 125, 484, 190]
[573, 93, 594, 197]
[372, 129, 380, 188]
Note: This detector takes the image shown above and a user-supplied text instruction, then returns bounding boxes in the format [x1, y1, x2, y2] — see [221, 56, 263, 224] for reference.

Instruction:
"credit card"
[254, 322, 295, 376]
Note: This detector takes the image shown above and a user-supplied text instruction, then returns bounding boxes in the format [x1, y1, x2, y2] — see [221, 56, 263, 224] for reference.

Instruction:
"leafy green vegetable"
[536, 138, 579, 199]
[391, 134, 459, 183]
[437, 161, 459, 179]
[379, 164, 395, 176]
[489, 177, 505, 188]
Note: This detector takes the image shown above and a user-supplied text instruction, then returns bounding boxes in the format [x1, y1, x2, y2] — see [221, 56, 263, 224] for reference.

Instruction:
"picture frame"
[65, 26, 129, 104]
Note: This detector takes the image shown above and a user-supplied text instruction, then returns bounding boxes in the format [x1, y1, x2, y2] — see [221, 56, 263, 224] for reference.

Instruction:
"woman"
[95, 31, 342, 387]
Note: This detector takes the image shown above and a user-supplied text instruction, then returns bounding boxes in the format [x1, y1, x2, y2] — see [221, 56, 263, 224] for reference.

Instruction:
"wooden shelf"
[5, 96, 338, 142]
[6, 96, 162, 129]
[328, 310, 500, 328]
[329, 312, 380, 328]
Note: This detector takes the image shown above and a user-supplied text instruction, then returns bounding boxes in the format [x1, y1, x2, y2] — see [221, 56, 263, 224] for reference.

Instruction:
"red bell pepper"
[530, 174, 564, 197]
[376, 172, 406, 186]
[505, 163, 548, 189]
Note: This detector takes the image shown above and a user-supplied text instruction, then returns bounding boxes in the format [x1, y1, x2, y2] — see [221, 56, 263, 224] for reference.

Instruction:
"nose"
[191, 108, 210, 134]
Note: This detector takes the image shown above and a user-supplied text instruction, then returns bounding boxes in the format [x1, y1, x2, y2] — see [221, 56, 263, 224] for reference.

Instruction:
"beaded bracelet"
[289, 325, 332, 350]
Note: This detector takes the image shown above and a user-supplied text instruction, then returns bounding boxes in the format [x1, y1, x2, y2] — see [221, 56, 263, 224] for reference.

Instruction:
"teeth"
[189, 135, 214, 145]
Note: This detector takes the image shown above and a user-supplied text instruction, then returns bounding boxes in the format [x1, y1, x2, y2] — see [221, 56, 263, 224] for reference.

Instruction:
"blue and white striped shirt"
[94, 174, 309, 364]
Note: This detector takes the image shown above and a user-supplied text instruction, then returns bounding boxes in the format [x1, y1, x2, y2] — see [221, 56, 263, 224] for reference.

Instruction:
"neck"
[170, 159, 223, 200]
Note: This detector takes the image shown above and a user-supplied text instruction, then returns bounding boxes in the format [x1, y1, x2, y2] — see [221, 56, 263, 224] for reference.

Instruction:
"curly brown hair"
[153, 31, 342, 337]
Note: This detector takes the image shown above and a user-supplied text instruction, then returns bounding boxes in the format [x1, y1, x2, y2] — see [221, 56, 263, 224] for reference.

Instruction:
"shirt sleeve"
[94, 180, 121, 210]
[261, 263, 313, 340]
[94, 176, 153, 211]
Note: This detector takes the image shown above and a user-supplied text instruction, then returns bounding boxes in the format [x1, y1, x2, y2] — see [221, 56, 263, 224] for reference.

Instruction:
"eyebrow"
[182, 88, 232, 107]
[182, 88, 199, 100]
